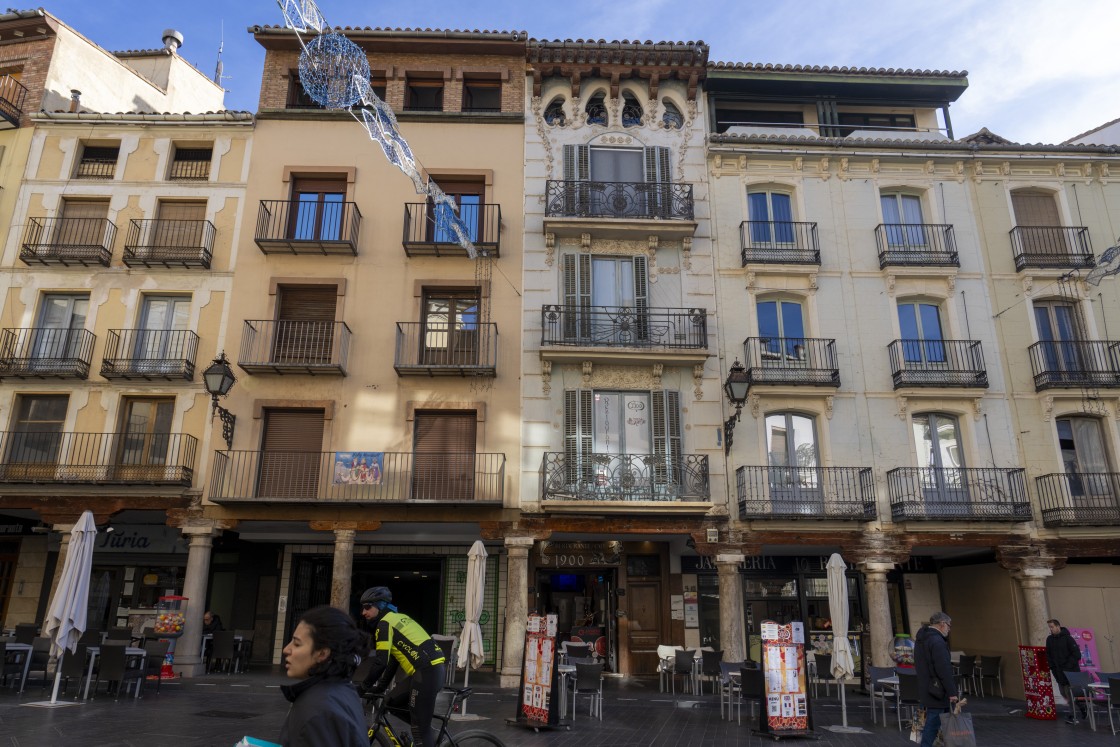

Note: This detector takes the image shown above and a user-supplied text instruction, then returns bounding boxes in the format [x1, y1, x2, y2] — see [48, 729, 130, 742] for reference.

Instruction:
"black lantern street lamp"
[723, 359, 750, 455]
[203, 352, 237, 449]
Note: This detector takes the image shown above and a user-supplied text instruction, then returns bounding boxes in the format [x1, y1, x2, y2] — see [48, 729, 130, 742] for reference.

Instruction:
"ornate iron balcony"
[394, 322, 497, 377]
[0, 74, 28, 129]
[20, 217, 116, 267]
[540, 452, 710, 503]
[1028, 340, 1120, 390]
[740, 221, 820, 265]
[1036, 472, 1120, 527]
[255, 199, 362, 255]
[887, 467, 1031, 521]
[238, 320, 351, 375]
[123, 219, 215, 269]
[541, 305, 707, 349]
[888, 339, 988, 388]
[0, 328, 95, 379]
[743, 337, 839, 387]
[101, 329, 199, 381]
[402, 203, 501, 257]
[0, 431, 196, 486]
[209, 450, 505, 504]
[544, 180, 694, 221]
[1010, 226, 1093, 270]
[875, 223, 958, 268]
[737, 466, 876, 520]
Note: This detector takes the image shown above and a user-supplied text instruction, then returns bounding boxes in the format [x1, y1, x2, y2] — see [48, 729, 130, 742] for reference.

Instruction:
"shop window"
[168, 146, 212, 181]
[463, 78, 501, 112]
[75, 144, 119, 179]
[407, 76, 444, 111]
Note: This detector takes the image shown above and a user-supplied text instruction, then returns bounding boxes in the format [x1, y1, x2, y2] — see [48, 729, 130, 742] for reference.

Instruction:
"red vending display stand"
[153, 595, 188, 679]
[1019, 646, 1057, 720]
[509, 613, 569, 732]
[756, 620, 815, 739]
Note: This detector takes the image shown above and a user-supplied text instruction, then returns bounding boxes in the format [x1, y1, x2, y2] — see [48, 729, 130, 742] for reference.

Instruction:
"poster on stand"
[511, 613, 564, 729]
[755, 620, 813, 737]
[1019, 646, 1056, 720]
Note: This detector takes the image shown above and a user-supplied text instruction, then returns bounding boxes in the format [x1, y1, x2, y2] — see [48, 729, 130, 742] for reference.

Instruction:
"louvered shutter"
[276, 285, 336, 364]
[1011, 191, 1065, 258]
[651, 390, 682, 487]
[561, 254, 592, 340]
[632, 254, 650, 341]
[643, 146, 671, 183]
[413, 411, 476, 502]
[258, 409, 325, 499]
[644, 146, 671, 218]
[562, 144, 591, 215]
[154, 201, 206, 248]
[60, 200, 110, 247]
[564, 389, 593, 485]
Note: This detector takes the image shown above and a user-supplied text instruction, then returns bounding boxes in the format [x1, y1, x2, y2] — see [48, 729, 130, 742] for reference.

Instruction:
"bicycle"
[366, 687, 507, 747]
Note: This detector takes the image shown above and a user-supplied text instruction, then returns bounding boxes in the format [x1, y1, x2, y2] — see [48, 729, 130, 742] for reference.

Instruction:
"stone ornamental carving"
[925, 159, 935, 174]
[1056, 162, 1066, 178]
[946, 274, 956, 294]
[972, 398, 983, 420]
[601, 134, 633, 145]
[824, 395, 834, 420]
[693, 364, 704, 399]
[540, 360, 552, 395]
[713, 154, 722, 169]
[587, 364, 656, 389]
[839, 157, 850, 180]
[1022, 275, 1034, 295]
[544, 233, 556, 266]
[581, 232, 591, 249]
[794, 157, 803, 171]
[651, 363, 664, 388]
[682, 236, 693, 270]
[1042, 395, 1054, 421]
[1001, 162, 1011, 176]
[871, 158, 880, 174]
[582, 360, 593, 385]
[896, 396, 909, 420]
[819, 157, 830, 180]
[886, 274, 896, 296]
[749, 393, 761, 419]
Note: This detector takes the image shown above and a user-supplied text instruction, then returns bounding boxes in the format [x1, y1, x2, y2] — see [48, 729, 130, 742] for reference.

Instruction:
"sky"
[43, 0, 1120, 144]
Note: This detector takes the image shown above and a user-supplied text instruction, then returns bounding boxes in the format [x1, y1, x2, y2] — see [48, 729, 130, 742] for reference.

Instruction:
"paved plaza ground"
[0, 668, 1116, 746]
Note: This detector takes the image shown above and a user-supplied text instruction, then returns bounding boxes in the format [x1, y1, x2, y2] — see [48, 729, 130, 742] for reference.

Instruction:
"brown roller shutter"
[1012, 190, 1065, 258]
[258, 409, 325, 499]
[275, 285, 337, 364]
[412, 411, 476, 502]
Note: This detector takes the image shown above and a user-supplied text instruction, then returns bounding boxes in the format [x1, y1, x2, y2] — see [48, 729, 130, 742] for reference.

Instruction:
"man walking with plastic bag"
[915, 612, 959, 747]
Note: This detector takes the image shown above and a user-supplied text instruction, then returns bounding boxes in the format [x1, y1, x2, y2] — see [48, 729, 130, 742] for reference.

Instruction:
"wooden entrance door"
[626, 580, 663, 675]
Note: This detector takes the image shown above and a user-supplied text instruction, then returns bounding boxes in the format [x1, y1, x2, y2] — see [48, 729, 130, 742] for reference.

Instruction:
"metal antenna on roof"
[214, 21, 230, 90]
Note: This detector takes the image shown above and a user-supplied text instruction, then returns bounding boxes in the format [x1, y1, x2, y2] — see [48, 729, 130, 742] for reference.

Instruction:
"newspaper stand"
[153, 595, 188, 678]
[508, 613, 570, 732]
[754, 620, 817, 740]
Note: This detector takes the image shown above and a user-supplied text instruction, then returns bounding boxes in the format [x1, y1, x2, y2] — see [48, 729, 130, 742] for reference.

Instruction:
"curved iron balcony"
[544, 180, 694, 220]
[1010, 226, 1093, 271]
[740, 221, 820, 265]
[737, 466, 876, 520]
[540, 452, 709, 503]
[101, 329, 199, 381]
[1028, 340, 1120, 390]
[402, 203, 501, 257]
[238, 320, 351, 375]
[541, 305, 707, 349]
[394, 322, 497, 377]
[0, 74, 28, 128]
[887, 467, 1031, 521]
[20, 217, 116, 267]
[123, 219, 215, 269]
[255, 199, 362, 255]
[0, 431, 196, 486]
[888, 339, 987, 388]
[1036, 472, 1120, 527]
[0, 328, 95, 379]
[743, 337, 839, 387]
[875, 223, 958, 268]
[209, 450, 505, 504]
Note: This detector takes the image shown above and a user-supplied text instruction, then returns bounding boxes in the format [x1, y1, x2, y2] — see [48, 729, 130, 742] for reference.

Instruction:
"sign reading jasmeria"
[680, 555, 934, 574]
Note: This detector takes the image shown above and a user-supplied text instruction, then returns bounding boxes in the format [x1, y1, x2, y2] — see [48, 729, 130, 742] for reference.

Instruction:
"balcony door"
[412, 410, 476, 502]
[747, 191, 794, 245]
[1056, 416, 1114, 499]
[274, 285, 337, 364]
[757, 299, 805, 365]
[33, 293, 88, 364]
[429, 179, 482, 244]
[4, 394, 68, 478]
[134, 296, 190, 374]
[881, 192, 926, 247]
[289, 177, 345, 241]
[115, 398, 174, 480]
[765, 412, 822, 513]
[913, 413, 967, 508]
[1012, 189, 1065, 257]
[564, 145, 671, 217]
[562, 253, 648, 344]
[58, 199, 109, 247]
[421, 289, 479, 366]
[153, 200, 206, 250]
[257, 409, 325, 499]
[1034, 301, 1083, 376]
[897, 301, 946, 364]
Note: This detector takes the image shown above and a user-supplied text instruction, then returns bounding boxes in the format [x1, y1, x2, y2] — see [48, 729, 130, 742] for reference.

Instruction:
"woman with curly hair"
[279, 605, 370, 747]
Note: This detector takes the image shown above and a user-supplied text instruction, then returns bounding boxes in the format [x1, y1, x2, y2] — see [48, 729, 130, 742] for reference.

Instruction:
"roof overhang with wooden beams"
[706, 65, 968, 107]
[527, 39, 709, 100]
[250, 25, 528, 57]
[0, 8, 57, 47]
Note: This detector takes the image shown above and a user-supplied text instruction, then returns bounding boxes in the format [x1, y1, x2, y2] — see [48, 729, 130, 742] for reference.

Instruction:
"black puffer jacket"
[279, 674, 368, 747]
[915, 625, 958, 708]
[1045, 626, 1081, 686]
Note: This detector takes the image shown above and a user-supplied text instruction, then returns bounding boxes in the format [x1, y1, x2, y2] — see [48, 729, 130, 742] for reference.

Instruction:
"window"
[75, 145, 119, 179]
[662, 99, 683, 130]
[168, 147, 212, 181]
[836, 112, 915, 136]
[463, 78, 501, 112]
[1034, 301, 1084, 374]
[714, 108, 803, 134]
[152, 200, 207, 252]
[562, 253, 649, 342]
[897, 301, 946, 363]
[368, 77, 387, 101]
[406, 76, 444, 111]
[747, 191, 794, 245]
[544, 97, 566, 126]
[6, 394, 68, 466]
[275, 284, 338, 364]
[585, 92, 607, 126]
[1056, 417, 1113, 496]
[33, 293, 88, 362]
[428, 179, 483, 244]
[766, 412, 821, 511]
[116, 398, 174, 473]
[413, 410, 477, 501]
[421, 288, 479, 366]
[289, 177, 346, 241]
[757, 298, 805, 361]
[621, 92, 643, 127]
[258, 409, 326, 499]
[135, 296, 191, 372]
[1012, 189, 1067, 258]
[880, 192, 926, 247]
[562, 144, 671, 217]
[286, 71, 320, 109]
[912, 413, 966, 502]
[59, 199, 111, 246]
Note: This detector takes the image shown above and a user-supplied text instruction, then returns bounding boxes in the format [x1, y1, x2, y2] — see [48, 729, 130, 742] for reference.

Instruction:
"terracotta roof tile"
[707, 61, 966, 78]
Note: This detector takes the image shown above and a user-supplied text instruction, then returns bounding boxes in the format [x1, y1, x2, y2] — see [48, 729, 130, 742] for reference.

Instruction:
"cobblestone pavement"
[0, 669, 1116, 746]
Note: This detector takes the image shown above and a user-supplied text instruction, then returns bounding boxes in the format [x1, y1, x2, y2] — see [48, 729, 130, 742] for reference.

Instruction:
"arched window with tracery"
[621, 92, 643, 127]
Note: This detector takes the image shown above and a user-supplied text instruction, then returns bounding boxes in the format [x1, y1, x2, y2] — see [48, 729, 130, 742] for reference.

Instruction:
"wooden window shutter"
[277, 285, 337, 321]
[632, 255, 650, 340]
[563, 144, 590, 181]
[564, 390, 593, 484]
[258, 409, 325, 499]
[413, 411, 477, 502]
[275, 285, 337, 365]
[561, 254, 592, 339]
[1011, 191, 1060, 226]
[643, 146, 671, 183]
[651, 390, 681, 484]
[155, 201, 206, 248]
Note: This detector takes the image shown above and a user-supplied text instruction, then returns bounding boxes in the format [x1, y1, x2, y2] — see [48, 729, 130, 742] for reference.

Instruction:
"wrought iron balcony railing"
[394, 322, 497, 377]
[1028, 340, 1120, 390]
[0, 328, 95, 379]
[101, 329, 200, 381]
[743, 337, 840, 387]
[737, 466, 876, 520]
[540, 452, 710, 503]
[740, 221, 821, 265]
[402, 203, 501, 257]
[544, 180, 694, 221]
[238, 320, 351, 375]
[255, 200, 362, 255]
[1036, 472, 1120, 527]
[209, 450, 505, 504]
[888, 339, 988, 388]
[875, 223, 958, 268]
[20, 217, 116, 267]
[123, 219, 215, 269]
[887, 467, 1031, 521]
[1010, 226, 1094, 270]
[0, 74, 29, 128]
[541, 305, 707, 349]
[0, 431, 196, 486]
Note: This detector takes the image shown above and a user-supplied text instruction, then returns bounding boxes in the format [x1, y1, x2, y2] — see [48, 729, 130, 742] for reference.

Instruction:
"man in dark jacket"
[915, 612, 959, 747]
[1045, 618, 1083, 723]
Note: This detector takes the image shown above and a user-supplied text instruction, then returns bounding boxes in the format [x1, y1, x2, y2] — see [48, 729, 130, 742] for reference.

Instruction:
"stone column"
[716, 554, 746, 662]
[331, 529, 357, 611]
[175, 527, 218, 676]
[1014, 568, 1054, 647]
[500, 536, 534, 688]
[860, 561, 896, 667]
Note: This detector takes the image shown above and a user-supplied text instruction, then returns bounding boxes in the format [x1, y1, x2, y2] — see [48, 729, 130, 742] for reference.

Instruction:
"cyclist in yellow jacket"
[359, 586, 446, 747]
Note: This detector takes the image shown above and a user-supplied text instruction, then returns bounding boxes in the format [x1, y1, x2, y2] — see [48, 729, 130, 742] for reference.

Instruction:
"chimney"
[69, 89, 81, 113]
[162, 29, 183, 54]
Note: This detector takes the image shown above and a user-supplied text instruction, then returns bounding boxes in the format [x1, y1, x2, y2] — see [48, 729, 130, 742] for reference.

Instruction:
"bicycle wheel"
[444, 730, 507, 747]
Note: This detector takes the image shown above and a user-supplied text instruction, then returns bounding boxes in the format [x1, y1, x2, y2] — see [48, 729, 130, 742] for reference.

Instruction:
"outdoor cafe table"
[875, 675, 901, 726]
[199, 633, 244, 671]
[81, 645, 147, 700]
[1087, 681, 1110, 731]
[5, 642, 32, 694]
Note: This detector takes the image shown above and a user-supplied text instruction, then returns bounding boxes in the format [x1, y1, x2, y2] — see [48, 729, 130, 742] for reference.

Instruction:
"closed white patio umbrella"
[455, 540, 487, 719]
[823, 552, 867, 733]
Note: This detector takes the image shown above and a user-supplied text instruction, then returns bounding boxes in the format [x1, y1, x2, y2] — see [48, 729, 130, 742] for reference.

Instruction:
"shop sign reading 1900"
[539, 541, 622, 568]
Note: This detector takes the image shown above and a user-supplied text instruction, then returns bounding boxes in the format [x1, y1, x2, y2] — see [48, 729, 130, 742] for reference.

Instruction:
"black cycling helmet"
[361, 586, 392, 605]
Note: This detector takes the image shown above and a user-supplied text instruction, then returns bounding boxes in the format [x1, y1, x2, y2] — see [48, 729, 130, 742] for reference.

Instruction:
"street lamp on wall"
[203, 351, 237, 450]
[723, 359, 750, 456]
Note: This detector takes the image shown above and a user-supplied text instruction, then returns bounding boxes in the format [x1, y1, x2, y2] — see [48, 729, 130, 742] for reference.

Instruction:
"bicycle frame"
[367, 686, 474, 747]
